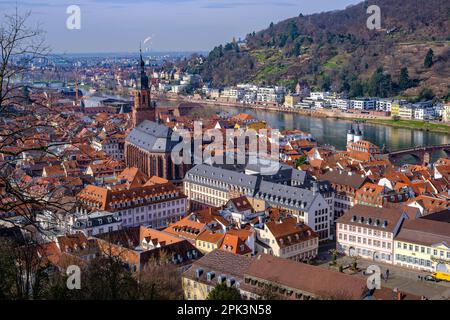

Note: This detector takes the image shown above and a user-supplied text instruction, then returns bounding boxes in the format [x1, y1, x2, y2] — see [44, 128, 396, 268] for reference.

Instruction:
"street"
[316, 242, 450, 300]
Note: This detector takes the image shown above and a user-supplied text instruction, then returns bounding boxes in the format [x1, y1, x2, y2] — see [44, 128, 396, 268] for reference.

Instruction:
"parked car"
[423, 275, 439, 282]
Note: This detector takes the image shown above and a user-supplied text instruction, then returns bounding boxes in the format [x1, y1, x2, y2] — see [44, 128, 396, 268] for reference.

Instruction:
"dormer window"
[207, 272, 215, 281]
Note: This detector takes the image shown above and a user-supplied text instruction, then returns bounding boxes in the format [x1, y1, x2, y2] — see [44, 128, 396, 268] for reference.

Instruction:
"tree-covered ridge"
[182, 0, 450, 99]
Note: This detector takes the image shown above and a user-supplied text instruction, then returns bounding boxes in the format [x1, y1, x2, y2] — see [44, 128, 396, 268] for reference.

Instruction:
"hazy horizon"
[0, 0, 361, 54]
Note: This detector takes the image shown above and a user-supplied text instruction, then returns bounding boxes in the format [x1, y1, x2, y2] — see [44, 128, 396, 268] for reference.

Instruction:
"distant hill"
[180, 0, 450, 99]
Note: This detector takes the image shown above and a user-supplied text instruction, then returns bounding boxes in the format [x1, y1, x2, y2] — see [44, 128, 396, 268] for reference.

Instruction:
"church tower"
[132, 49, 155, 127]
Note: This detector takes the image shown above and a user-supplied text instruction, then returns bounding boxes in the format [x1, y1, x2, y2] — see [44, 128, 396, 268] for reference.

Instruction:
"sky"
[0, 0, 361, 53]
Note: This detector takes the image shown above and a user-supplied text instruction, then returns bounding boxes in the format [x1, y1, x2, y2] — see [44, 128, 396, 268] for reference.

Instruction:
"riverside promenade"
[156, 94, 392, 121]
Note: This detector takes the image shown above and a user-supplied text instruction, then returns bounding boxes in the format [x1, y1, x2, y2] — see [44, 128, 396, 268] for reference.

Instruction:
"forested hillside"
[180, 0, 450, 99]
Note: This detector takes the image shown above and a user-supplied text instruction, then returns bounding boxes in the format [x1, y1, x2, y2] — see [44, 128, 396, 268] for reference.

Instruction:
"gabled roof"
[336, 204, 409, 233]
[396, 218, 450, 246]
[245, 254, 368, 299]
[185, 164, 259, 191]
[320, 169, 368, 189]
[219, 233, 252, 255]
[184, 249, 252, 280]
[408, 195, 450, 214]
[356, 183, 384, 197]
[163, 214, 207, 240]
[139, 226, 182, 246]
[196, 230, 225, 245]
[256, 180, 320, 212]
[227, 196, 254, 212]
[265, 217, 318, 248]
[125, 120, 178, 153]
[116, 167, 149, 188]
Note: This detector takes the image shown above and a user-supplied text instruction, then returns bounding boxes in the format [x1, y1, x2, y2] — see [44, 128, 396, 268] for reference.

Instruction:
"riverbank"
[158, 94, 450, 134]
[157, 95, 386, 119]
[343, 118, 450, 134]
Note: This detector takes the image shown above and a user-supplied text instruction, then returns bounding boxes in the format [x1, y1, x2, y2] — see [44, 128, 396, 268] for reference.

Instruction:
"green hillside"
[180, 0, 450, 99]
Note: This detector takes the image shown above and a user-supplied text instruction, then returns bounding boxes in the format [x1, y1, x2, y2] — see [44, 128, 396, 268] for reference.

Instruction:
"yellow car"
[431, 272, 450, 282]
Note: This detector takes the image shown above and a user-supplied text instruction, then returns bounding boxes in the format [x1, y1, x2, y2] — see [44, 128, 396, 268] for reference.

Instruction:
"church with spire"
[125, 49, 187, 182]
[132, 49, 156, 128]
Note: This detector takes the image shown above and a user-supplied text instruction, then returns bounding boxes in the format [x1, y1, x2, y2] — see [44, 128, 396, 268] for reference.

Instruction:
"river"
[206, 105, 450, 160]
[82, 92, 450, 160]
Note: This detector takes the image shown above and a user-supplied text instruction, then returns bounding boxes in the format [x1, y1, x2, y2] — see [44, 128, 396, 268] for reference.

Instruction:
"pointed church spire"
[139, 43, 145, 68]
[138, 45, 149, 90]
[132, 44, 155, 128]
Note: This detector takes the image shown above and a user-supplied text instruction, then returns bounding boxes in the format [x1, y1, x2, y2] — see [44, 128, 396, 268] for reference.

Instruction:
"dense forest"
[180, 0, 450, 99]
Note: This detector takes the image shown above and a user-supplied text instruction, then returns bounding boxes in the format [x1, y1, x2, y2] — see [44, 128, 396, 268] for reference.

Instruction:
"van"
[431, 272, 450, 282]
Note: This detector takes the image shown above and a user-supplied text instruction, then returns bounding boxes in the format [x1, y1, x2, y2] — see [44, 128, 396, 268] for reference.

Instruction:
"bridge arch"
[387, 144, 450, 166]
[389, 153, 423, 165]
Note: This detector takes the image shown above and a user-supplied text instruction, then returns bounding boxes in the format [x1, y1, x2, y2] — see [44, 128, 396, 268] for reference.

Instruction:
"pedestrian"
[386, 269, 390, 281]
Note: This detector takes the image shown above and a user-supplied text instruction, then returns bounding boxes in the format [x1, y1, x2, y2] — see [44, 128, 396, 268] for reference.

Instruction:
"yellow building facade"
[394, 240, 450, 273]
[195, 231, 224, 254]
[182, 277, 213, 300]
[390, 103, 400, 116]
[284, 94, 300, 108]
[443, 104, 450, 122]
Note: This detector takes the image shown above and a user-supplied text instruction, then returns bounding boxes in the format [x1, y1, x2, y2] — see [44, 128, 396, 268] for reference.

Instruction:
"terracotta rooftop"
[395, 218, 450, 246]
[320, 169, 368, 189]
[336, 204, 410, 233]
[245, 254, 368, 299]
[265, 217, 318, 248]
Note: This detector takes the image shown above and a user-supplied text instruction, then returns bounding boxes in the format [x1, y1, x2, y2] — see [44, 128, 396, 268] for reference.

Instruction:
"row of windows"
[191, 184, 227, 198]
[110, 194, 179, 209]
[396, 242, 450, 259]
[283, 249, 317, 260]
[197, 241, 216, 250]
[395, 254, 432, 267]
[191, 192, 226, 207]
[334, 202, 351, 210]
[123, 216, 179, 228]
[334, 194, 351, 201]
[119, 208, 182, 219]
[339, 224, 392, 238]
[280, 241, 317, 255]
[188, 177, 252, 195]
[316, 223, 328, 231]
[86, 226, 115, 236]
[314, 209, 328, 216]
[340, 245, 391, 261]
[338, 233, 392, 249]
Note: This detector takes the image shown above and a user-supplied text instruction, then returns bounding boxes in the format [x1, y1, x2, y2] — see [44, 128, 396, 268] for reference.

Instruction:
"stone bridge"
[387, 144, 450, 165]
